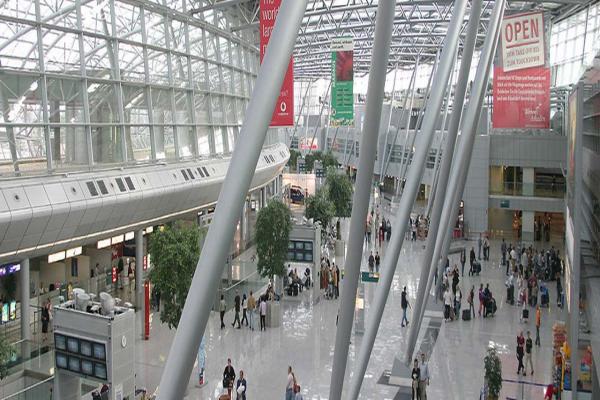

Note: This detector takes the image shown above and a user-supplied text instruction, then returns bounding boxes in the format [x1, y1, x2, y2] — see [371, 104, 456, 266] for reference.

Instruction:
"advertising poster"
[492, 66, 550, 128]
[260, 0, 294, 126]
[493, 11, 550, 129]
[500, 11, 545, 72]
[331, 37, 354, 126]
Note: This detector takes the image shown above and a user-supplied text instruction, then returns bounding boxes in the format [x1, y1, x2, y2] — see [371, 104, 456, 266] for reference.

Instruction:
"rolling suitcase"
[462, 309, 471, 321]
[522, 308, 529, 322]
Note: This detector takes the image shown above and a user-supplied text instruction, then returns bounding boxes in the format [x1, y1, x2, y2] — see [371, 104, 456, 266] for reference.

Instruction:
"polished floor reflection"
[135, 209, 572, 399]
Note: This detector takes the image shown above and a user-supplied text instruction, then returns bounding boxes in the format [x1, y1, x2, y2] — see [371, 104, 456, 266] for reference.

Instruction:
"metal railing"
[489, 182, 565, 198]
[0, 376, 54, 400]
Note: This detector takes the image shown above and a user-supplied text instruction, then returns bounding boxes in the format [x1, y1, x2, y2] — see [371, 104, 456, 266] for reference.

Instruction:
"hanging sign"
[500, 11, 545, 72]
[260, 0, 294, 126]
[330, 37, 354, 126]
[492, 66, 550, 128]
[493, 11, 550, 129]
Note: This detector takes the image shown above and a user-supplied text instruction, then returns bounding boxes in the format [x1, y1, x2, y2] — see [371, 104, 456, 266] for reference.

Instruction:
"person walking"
[419, 353, 430, 399]
[454, 286, 462, 318]
[241, 293, 248, 327]
[484, 236, 490, 261]
[368, 252, 375, 272]
[285, 366, 295, 400]
[332, 265, 339, 299]
[501, 238, 508, 272]
[469, 247, 476, 276]
[516, 331, 525, 376]
[247, 291, 256, 331]
[444, 288, 453, 322]
[232, 290, 241, 329]
[222, 358, 236, 397]
[41, 299, 51, 341]
[478, 284, 485, 317]
[236, 370, 247, 400]
[219, 295, 226, 329]
[478, 233, 482, 260]
[411, 358, 421, 400]
[468, 286, 475, 318]
[535, 305, 541, 346]
[259, 296, 267, 331]
[375, 252, 381, 273]
[460, 248, 466, 277]
[525, 331, 534, 376]
[401, 286, 410, 327]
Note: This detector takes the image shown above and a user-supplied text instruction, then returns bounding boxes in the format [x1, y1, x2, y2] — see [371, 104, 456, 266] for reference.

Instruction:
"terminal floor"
[136, 217, 569, 399]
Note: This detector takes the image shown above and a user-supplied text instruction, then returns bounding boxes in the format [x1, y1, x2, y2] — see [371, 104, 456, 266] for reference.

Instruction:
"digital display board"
[93, 343, 106, 360]
[9, 301, 16, 321]
[53, 332, 108, 382]
[80, 340, 92, 357]
[67, 337, 79, 353]
[55, 334, 67, 351]
[1, 304, 8, 324]
[94, 363, 107, 380]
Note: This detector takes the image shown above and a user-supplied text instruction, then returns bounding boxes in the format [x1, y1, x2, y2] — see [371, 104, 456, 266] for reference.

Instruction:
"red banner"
[260, 0, 294, 126]
[492, 66, 550, 129]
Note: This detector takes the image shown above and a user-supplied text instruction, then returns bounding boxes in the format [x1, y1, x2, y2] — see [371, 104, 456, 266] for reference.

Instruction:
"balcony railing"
[490, 182, 566, 198]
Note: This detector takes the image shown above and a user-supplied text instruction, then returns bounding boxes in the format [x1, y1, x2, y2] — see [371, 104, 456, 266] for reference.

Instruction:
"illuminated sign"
[0, 263, 20, 277]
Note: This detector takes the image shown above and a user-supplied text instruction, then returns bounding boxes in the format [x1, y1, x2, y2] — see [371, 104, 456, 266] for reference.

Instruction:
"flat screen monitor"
[68, 356, 80, 373]
[304, 242, 313, 251]
[9, 301, 16, 321]
[81, 359, 93, 376]
[93, 343, 106, 360]
[54, 334, 67, 351]
[295, 241, 304, 249]
[55, 352, 68, 369]
[295, 253, 304, 261]
[1, 303, 7, 324]
[305, 253, 313, 262]
[80, 340, 92, 357]
[94, 363, 107, 380]
[67, 337, 79, 353]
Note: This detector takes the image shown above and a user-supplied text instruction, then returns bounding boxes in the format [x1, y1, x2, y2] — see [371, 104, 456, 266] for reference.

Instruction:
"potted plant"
[0, 335, 14, 380]
[325, 168, 353, 255]
[255, 199, 292, 327]
[148, 222, 203, 329]
[304, 187, 335, 232]
[484, 346, 502, 400]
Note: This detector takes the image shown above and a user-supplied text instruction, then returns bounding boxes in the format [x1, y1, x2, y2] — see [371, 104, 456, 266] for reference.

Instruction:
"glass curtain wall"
[0, 0, 258, 176]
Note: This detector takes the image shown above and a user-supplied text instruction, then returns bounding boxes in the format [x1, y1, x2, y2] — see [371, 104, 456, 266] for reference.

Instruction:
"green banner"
[331, 37, 354, 127]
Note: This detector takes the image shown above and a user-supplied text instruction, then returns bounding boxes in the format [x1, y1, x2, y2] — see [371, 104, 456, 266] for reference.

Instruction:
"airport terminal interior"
[0, 0, 599, 399]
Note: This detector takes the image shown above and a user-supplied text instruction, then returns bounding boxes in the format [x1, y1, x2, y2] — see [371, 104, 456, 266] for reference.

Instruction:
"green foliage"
[484, 346, 502, 398]
[288, 149, 300, 170]
[148, 223, 203, 329]
[0, 336, 14, 380]
[304, 151, 338, 172]
[326, 168, 353, 218]
[305, 187, 335, 229]
[255, 200, 293, 278]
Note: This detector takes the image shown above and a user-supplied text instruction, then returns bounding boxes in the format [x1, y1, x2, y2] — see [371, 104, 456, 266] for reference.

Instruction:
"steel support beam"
[155, 1, 307, 398]
[433, 0, 506, 301]
[328, 2, 397, 399]
[20, 258, 30, 358]
[346, 0, 468, 396]
[404, 0, 485, 367]
[135, 230, 144, 340]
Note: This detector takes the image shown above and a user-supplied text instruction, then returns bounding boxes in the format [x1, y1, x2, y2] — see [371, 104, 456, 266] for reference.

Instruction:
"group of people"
[477, 233, 490, 261]
[515, 331, 535, 377]
[286, 266, 311, 296]
[408, 214, 429, 241]
[219, 290, 268, 332]
[410, 353, 431, 399]
[320, 256, 340, 300]
[365, 207, 392, 246]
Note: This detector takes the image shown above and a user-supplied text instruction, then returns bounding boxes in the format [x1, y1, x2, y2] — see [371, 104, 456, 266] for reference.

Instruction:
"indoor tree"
[288, 149, 300, 170]
[255, 199, 293, 280]
[326, 168, 353, 239]
[304, 151, 338, 172]
[0, 336, 13, 380]
[148, 222, 204, 329]
[304, 187, 335, 230]
[484, 346, 502, 400]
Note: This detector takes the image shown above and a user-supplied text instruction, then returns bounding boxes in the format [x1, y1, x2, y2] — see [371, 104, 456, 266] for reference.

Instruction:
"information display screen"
[80, 340, 92, 357]
[81, 359, 94, 376]
[55, 334, 67, 351]
[68, 356, 80, 373]
[93, 343, 106, 360]
[67, 337, 79, 353]
[56, 352, 68, 369]
[94, 363, 107, 380]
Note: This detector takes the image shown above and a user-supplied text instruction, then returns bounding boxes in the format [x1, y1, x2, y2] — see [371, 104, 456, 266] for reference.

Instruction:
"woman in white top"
[241, 294, 248, 327]
[259, 297, 267, 331]
[285, 366, 295, 400]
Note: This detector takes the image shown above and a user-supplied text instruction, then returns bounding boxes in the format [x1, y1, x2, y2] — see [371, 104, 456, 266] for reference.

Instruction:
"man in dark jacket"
[469, 247, 476, 276]
[232, 291, 241, 329]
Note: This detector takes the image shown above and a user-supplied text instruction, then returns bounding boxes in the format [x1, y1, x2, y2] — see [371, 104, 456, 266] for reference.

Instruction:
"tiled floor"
[135, 201, 571, 399]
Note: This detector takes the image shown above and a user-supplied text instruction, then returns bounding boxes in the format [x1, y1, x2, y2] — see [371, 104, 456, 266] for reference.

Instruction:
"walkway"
[135, 203, 572, 399]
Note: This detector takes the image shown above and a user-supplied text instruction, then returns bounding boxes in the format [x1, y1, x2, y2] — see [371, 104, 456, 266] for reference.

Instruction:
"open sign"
[500, 12, 545, 72]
